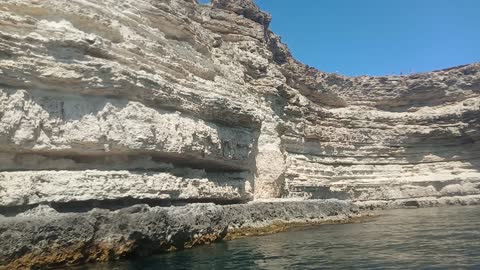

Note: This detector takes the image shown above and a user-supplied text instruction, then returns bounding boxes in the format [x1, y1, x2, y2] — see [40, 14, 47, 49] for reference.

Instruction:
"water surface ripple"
[76, 206, 480, 269]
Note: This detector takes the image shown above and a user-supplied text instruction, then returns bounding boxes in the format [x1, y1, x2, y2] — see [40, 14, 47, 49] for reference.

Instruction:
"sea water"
[78, 206, 480, 270]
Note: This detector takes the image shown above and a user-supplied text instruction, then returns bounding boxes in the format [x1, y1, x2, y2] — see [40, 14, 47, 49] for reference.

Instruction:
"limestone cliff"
[1, 0, 480, 267]
[0, 0, 479, 212]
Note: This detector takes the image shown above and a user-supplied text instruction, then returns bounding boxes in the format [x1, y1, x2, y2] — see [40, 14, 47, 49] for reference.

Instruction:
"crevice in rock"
[0, 151, 251, 172]
[0, 143, 255, 172]
[0, 198, 247, 217]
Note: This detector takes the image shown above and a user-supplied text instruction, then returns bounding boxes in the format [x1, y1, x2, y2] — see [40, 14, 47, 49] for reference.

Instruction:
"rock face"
[0, 0, 479, 267]
[1, 0, 479, 209]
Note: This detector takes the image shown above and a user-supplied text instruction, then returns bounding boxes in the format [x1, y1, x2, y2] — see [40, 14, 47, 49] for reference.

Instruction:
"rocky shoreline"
[3, 197, 480, 269]
[0, 200, 362, 269]
[0, 0, 479, 268]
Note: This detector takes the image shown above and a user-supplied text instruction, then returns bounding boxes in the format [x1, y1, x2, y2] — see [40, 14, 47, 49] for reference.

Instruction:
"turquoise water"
[78, 206, 480, 270]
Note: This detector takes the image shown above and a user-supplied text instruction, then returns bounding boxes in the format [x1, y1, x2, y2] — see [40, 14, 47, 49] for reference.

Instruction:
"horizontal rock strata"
[0, 0, 479, 268]
[0, 0, 478, 209]
[281, 66, 480, 203]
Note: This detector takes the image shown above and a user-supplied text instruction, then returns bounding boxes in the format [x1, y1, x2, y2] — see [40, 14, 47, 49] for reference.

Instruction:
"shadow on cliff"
[401, 133, 480, 175]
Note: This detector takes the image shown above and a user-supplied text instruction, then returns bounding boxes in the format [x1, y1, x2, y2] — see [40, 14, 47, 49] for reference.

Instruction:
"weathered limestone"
[0, 170, 250, 207]
[0, 0, 479, 267]
[3, 0, 477, 208]
[281, 73, 480, 202]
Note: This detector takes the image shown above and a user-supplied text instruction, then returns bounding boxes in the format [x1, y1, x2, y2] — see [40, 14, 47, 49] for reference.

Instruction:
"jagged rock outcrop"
[0, 0, 479, 267]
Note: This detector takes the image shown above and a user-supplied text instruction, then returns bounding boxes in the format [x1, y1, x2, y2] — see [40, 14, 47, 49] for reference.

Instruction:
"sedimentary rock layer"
[0, 0, 480, 209]
[281, 65, 480, 202]
[0, 200, 359, 269]
[0, 0, 479, 267]
[1, 0, 479, 208]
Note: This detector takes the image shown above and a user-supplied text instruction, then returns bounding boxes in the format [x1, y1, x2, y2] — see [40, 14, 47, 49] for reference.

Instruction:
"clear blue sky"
[201, 0, 480, 76]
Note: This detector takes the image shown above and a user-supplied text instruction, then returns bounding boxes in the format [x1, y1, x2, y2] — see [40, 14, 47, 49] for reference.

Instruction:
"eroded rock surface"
[0, 0, 479, 267]
[1, 0, 478, 208]
[0, 200, 359, 270]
